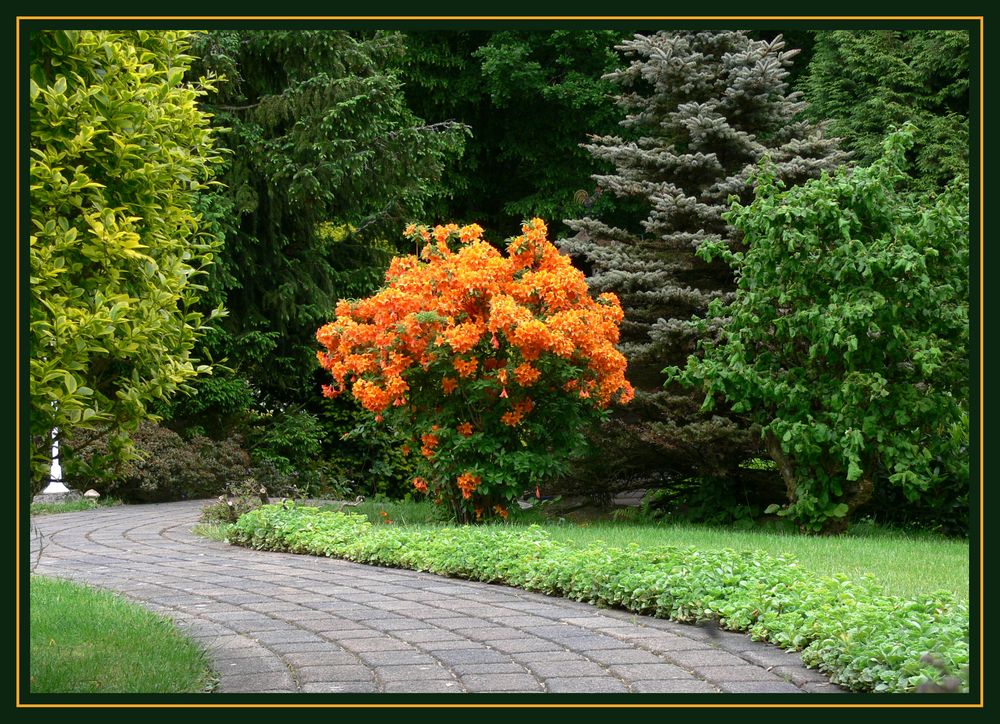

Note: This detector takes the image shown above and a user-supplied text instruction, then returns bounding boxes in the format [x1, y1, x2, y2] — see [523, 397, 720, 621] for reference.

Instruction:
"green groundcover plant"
[230, 504, 968, 694]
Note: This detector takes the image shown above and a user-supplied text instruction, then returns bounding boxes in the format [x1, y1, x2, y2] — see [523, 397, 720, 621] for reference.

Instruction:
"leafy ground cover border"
[229, 504, 969, 694]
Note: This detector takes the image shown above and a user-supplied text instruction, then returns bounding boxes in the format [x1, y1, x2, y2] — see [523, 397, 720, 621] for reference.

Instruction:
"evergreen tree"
[560, 31, 847, 491]
[803, 30, 969, 190]
[400, 30, 627, 238]
[187, 30, 467, 405]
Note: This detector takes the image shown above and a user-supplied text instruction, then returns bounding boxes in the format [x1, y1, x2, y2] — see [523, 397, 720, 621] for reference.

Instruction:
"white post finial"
[41, 427, 71, 495]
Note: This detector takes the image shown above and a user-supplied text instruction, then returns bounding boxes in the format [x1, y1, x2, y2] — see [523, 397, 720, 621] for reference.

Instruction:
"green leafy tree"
[29, 30, 224, 492]
[560, 31, 846, 493]
[670, 127, 969, 533]
[803, 30, 969, 189]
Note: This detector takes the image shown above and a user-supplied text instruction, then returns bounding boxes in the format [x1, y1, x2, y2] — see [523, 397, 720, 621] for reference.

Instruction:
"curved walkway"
[29, 501, 844, 695]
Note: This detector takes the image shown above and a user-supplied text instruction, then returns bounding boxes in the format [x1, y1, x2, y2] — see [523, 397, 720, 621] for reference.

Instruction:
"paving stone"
[801, 682, 846, 694]
[374, 664, 455, 681]
[339, 637, 414, 653]
[216, 672, 296, 693]
[453, 626, 530, 642]
[527, 660, 613, 679]
[629, 635, 710, 653]
[663, 649, 752, 668]
[296, 664, 378, 683]
[358, 650, 437, 666]
[544, 677, 628, 694]
[451, 663, 528, 676]
[282, 651, 358, 668]
[319, 628, 385, 640]
[771, 665, 839, 685]
[718, 680, 804, 694]
[461, 673, 544, 692]
[490, 615, 560, 628]
[249, 629, 324, 645]
[629, 679, 719, 693]
[554, 636, 630, 651]
[558, 616, 624, 629]
[692, 665, 787, 683]
[737, 648, 808, 668]
[391, 628, 460, 644]
[581, 648, 662, 665]
[271, 641, 348, 654]
[430, 648, 511, 665]
[417, 639, 483, 651]
[510, 650, 587, 664]
[606, 663, 692, 680]
[424, 617, 498, 630]
[365, 618, 433, 632]
[215, 657, 289, 675]
[383, 680, 463, 693]
[487, 637, 566, 654]
[300, 681, 379, 693]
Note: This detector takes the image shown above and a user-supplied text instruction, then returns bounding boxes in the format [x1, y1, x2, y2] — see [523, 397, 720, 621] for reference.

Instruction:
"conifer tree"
[560, 31, 847, 491]
[187, 30, 467, 404]
[803, 30, 969, 190]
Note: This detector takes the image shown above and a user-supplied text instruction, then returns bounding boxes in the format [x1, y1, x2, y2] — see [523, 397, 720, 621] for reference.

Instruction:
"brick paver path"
[29, 501, 844, 695]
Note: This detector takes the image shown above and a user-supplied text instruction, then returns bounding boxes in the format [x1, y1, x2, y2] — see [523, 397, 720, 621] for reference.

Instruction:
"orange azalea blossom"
[412, 477, 429, 493]
[514, 362, 541, 386]
[501, 398, 534, 427]
[441, 377, 458, 394]
[457, 472, 482, 500]
[420, 432, 439, 459]
[493, 504, 509, 520]
[453, 357, 478, 378]
[459, 223, 484, 243]
[457, 422, 474, 437]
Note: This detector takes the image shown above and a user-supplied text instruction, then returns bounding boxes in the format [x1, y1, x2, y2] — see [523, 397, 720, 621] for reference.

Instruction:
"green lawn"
[314, 499, 968, 602]
[29, 576, 215, 694]
[30, 497, 123, 517]
[539, 521, 969, 602]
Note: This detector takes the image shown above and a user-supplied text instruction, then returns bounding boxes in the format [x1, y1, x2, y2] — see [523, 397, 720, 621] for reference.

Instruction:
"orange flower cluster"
[316, 219, 634, 521]
[500, 398, 535, 427]
[420, 431, 439, 459]
[514, 362, 541, 386]
[316, 218, 633, 411]
[453, 357, 478, 378]
[456, 472, 481, 500]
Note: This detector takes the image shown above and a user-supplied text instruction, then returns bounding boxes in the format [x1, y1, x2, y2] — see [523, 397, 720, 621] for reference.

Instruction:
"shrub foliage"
[29, 30, 224, 489]
[316, 219, 633, 521]
[669, 127, 969, 533]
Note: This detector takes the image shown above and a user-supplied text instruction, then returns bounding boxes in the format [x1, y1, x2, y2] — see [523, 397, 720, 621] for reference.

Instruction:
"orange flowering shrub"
[316, 219, 633, 522]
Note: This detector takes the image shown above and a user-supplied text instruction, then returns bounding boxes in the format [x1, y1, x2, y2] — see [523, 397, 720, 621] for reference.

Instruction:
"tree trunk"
[764, 430, 798, 503]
